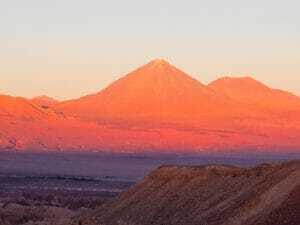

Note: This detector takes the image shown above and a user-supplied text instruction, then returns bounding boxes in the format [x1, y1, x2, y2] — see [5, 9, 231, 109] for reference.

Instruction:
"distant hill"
[77, 160, 300, 225]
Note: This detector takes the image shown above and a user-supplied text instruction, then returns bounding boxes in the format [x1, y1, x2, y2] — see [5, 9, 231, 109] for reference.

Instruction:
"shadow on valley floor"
[0, 151, 299, 225]
[0, 151, 298, 180]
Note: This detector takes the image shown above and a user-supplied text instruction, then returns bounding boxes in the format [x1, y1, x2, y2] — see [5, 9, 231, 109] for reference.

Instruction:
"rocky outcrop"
[77, 160, 300, 225]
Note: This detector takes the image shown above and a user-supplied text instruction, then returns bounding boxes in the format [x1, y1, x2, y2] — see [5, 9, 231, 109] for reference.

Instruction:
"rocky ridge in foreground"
[76, 160, 300, 225]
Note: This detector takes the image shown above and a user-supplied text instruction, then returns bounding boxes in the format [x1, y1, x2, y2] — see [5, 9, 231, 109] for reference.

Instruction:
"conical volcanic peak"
[143, 58, 175, 71]
[148, 58, 171, 66]
[129, 59, 202, 84]
[56, 59, 229, 122]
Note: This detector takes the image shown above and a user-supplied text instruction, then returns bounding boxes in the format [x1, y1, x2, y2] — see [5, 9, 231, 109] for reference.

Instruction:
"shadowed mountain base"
[76, 160, 300, 225]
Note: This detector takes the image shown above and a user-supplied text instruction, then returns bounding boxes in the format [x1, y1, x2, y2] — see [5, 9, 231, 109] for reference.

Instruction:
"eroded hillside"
[77, 160, 300, 225]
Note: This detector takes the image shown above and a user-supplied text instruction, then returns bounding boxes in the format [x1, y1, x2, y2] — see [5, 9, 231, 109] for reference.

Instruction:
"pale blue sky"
[0, 0, 299, 99]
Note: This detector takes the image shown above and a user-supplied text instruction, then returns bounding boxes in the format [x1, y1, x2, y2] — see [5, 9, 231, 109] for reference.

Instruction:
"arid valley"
[0, 59, 300, 224]
[2, 1, 300, 223]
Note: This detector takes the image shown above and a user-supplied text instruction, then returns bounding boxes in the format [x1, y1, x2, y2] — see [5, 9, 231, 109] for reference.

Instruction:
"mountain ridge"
[0, 59, 300, 152]
[208, 76, 300, 111]
[54, 60, 238, 123]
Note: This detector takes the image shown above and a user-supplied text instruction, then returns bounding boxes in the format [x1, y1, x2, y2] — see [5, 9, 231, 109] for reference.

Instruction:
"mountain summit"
[56, 59, 230, 122]
[147, 58, 171, 66]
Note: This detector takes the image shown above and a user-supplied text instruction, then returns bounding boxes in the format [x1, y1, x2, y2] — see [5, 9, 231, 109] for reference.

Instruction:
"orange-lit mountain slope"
[207, 77, 300, 148]
[0, 95, 49, 119]
[0, 95, 261, 152]
[31, 95, 59, 108]
[55, 59, 233, 123]
[208, 77, 300, 112]
[1, 61, 300, 152]
[0, 94, 151, 151]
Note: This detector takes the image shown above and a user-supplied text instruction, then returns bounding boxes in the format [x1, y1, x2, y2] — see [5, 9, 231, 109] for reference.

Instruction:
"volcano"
[55, 59, 233, 123]
[1, 59, 300, 152]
